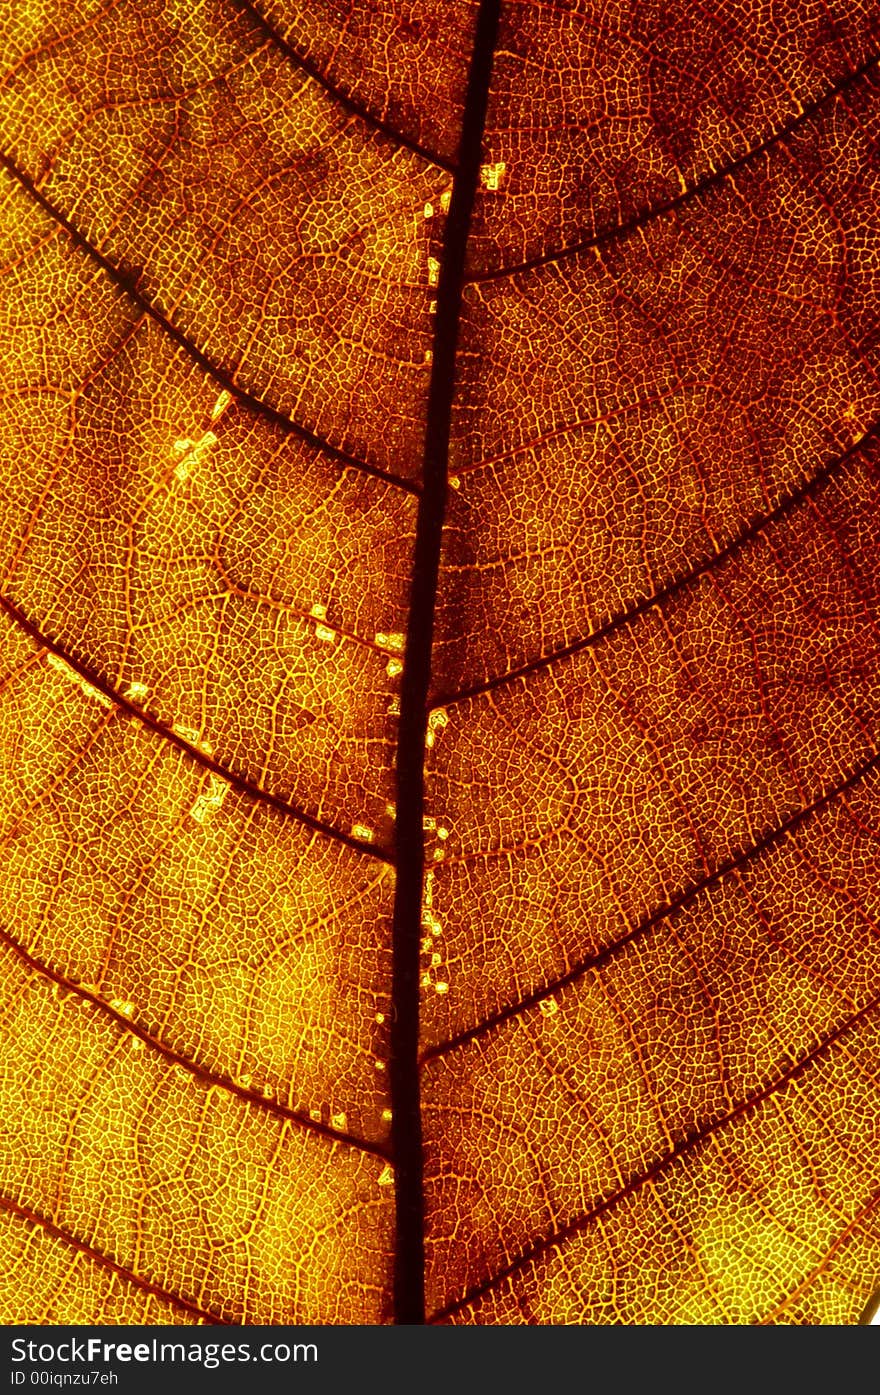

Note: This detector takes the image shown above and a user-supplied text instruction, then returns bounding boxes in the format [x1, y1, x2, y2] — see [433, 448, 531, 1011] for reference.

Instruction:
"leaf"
[0, 0, 879, 1327]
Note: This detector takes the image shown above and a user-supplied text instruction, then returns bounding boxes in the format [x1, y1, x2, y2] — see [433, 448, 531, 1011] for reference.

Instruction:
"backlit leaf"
[0, 0, 879, 1326]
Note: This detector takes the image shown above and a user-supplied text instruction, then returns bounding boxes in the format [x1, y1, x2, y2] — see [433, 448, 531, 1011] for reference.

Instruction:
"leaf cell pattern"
[0, 0, 879, 1326]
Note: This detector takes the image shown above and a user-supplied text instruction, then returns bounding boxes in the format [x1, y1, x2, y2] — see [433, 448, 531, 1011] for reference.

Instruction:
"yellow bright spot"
[191, 774, 227, 824]
[427, 256, 440, 287]
[426, 707, 450, 747]
[314, 624, 336, 643]
[46, 652, 76, 683]
[80, 682, 113, 710]
[539, 997, 559, 1017]
[197, 431, 218, 455]
[352, 824, 374, 842]
[386, 658, 403, 678]
[172, 430, 218, 483]
[210, 389, 232, 421]
[480, 161, 507, 190]
[378, 1165, 394, 1187]
[434, 981, 449, 995]
[46, 654, 112, 709]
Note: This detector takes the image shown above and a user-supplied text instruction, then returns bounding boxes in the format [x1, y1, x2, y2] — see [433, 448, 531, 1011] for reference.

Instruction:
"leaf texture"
[0, 0, 879, 1326]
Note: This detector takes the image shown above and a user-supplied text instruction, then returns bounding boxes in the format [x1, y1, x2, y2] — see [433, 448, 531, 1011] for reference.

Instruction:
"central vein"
[388, 0, 502, 1328]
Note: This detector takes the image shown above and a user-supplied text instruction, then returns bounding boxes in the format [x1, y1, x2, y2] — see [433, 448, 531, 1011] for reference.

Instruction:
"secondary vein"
[0, 590, 390, 862]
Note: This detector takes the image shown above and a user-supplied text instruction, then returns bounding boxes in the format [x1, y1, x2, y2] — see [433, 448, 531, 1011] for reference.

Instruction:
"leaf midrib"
[5, 0, 878, 1328]
[388, 0, 502, 1327]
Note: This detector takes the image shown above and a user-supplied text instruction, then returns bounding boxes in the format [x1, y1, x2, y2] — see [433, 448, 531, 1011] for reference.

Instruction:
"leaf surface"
[0, 0, 879, 1326]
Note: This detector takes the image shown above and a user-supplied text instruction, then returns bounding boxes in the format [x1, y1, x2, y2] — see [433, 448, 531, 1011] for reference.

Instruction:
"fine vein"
[0, 1192, 228, 1325]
